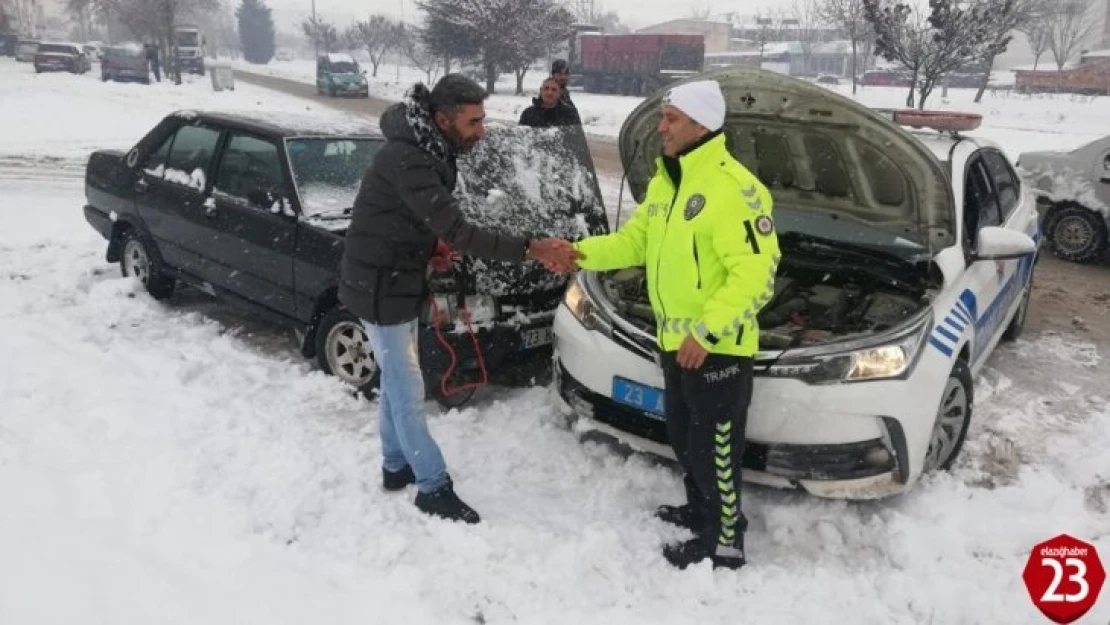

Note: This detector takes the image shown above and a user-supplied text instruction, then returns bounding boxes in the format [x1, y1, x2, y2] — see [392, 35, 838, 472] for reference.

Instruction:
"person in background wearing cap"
[568, 79, 780, 570]
[549, 59, 575, 110]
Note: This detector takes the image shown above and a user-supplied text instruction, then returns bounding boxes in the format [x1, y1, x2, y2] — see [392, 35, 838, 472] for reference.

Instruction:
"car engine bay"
[599, 262, 928, 350]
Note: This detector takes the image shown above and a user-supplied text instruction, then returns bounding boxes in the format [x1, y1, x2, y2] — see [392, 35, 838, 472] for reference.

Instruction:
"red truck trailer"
[573, 33, 705, 96]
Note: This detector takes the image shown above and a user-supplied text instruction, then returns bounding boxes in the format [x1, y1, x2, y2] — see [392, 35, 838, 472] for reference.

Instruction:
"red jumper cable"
[427, 240, 489, 399]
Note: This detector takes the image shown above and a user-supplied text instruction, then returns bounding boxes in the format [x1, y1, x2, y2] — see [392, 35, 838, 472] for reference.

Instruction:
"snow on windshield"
[453, 123, 607, 296]
[288, 137, 382, 228]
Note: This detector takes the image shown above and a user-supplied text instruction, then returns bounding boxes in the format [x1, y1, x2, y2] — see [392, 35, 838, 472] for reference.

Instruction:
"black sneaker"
[414, 479, 480, 524]
[655, 504, 703, 532]
[382, 465, 415, 491]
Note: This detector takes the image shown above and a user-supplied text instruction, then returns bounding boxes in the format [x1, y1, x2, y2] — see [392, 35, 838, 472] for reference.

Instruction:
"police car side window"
[982, 150, 1020, 220]
[963, 159, 1001, 248]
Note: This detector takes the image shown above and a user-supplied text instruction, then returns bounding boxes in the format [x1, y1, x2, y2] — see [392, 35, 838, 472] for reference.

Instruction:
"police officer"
[571, 80, 779, 570]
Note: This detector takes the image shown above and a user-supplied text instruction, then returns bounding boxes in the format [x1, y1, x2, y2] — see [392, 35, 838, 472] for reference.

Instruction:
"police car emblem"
[684, 194, 706, 220]
[756, 215, 774, 235]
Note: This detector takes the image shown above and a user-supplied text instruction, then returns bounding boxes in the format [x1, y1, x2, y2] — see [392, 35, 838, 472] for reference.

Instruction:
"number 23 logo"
[1041, 557, 1090, 603]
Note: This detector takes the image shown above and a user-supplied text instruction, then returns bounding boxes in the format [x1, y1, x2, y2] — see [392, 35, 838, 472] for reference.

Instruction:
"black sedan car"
[82, 110, 609, 405]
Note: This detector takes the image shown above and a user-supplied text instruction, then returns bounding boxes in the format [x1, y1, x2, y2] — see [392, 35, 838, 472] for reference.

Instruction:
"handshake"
[526, 238, 584, 274]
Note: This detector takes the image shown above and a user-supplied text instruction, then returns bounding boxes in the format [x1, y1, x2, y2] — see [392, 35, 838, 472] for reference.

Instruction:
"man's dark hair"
[551, 59, 568, 74]
[429, 74, 487, 116]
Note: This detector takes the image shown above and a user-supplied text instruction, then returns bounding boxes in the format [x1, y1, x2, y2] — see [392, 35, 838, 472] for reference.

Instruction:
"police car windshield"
[772, 207, 928, 262]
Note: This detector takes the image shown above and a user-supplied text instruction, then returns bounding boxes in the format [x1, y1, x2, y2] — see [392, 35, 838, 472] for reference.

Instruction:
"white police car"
[553, 67, 1040, 499]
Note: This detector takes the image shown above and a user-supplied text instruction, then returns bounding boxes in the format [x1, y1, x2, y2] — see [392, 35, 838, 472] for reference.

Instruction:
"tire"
[922, 359, 973, 473]
[314, 307, 380, 394]
[1002, 255, 1035, 342]
[1043, 203, 1108, 263]
[119, 228, 175, 300]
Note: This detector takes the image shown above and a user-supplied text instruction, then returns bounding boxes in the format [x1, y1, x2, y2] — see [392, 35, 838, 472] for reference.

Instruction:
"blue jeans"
[361, 318, 448, 494]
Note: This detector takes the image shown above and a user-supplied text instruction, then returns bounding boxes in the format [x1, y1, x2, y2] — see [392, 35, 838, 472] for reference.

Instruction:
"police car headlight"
[765, 314, 931, 384]
[564, 274, 611, 334]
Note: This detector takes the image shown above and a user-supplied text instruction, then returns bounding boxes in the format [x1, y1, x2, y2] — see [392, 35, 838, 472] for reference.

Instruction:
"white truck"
[174, 26, 206, 75]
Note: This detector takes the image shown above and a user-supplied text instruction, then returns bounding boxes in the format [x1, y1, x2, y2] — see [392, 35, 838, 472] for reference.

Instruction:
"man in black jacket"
[550, 59, 575, 109]
[519, 77, 581, 128]
[339, 74, 576, 524]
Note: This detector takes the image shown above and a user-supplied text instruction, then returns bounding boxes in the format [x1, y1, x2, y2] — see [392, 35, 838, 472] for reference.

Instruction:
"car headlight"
[764, 313, 931, 384]
[563, 275, 611, 335]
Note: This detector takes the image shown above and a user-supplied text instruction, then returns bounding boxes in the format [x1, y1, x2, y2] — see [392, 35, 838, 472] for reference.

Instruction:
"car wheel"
[119, 228, 175, 300]
[922, 359, 973, 473]
[315, 307, 380, 394]
[1043, 203, 1108, 262]
[1002, 257, 1035, 342]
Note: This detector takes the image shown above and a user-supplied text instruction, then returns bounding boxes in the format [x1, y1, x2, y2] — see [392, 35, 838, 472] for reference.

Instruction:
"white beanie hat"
[662, 80, 726, 131]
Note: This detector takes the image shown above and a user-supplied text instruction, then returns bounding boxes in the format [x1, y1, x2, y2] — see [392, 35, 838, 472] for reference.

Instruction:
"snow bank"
[0, 61, 365, 164]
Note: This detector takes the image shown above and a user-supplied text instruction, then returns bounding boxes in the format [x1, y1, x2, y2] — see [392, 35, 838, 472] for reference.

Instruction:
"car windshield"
[771, 206, 929, 262]
[176, 32, 199, 47]
[286, 137, 383, 218]
[39, 44, 75, 54]
[105, 45, 143, 59]
[329, 61, 358, 73]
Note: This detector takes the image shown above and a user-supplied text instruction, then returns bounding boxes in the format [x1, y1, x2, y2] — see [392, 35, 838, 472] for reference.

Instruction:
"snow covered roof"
[173, 110, 380, 138]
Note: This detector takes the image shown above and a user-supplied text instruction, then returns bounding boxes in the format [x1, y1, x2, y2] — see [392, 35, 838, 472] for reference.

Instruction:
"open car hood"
[618, 67, 956, 252]
[452, 123, 609, 296]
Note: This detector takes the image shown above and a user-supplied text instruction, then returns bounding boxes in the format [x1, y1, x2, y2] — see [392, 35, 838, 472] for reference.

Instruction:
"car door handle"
[204, 202, 217, 217]
[134, 178, 148, 193]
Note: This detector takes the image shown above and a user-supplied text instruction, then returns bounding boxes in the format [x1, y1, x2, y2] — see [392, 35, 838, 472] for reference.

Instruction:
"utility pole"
[312, 0, 318, 59]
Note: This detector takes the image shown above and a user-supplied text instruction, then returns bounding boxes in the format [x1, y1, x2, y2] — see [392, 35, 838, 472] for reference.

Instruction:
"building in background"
[635, 19, 731, 53]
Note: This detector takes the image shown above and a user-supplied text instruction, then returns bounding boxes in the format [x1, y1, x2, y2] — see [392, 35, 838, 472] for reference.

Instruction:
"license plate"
[612, 377, 666, 416]
[519, 326, 553, 349]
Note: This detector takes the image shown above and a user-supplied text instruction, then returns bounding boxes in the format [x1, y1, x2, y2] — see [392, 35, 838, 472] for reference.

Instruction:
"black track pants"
[661, 352, 753, 557]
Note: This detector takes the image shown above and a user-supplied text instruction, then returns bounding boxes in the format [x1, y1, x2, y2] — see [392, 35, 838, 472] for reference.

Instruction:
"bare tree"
[791, 0, 825, 76]
[502, 1, 574, 94]
[1047, 0, 1097, 69]
[820, 0, 869, 92]
[864, 0, 1009, 108]
[405, 34, 443, 83]
[688, 0, 712, 20]
[302, 16, 338, 54]
[971, 0, 1051, 102]
[347, 15, 402, 77]
[1021, 21, 1052, 69]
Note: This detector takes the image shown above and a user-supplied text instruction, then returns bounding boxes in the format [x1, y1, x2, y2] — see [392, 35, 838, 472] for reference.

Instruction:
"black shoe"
[414, 478, 480, 524]
[382, 465, 415, 491]
[655, 503, 703, 532]
[663, 537, 746, 571]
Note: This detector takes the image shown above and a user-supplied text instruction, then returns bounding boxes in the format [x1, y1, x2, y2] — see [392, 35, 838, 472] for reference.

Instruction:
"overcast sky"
[265, 0, 796, 33]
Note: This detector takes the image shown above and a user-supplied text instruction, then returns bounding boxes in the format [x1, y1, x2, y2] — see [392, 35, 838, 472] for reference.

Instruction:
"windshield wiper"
[778, 231, 917, 269]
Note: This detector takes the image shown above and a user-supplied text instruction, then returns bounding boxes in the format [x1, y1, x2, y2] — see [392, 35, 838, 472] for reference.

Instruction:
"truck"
[174, 26, 205, 75]
[572, 33, 705, 96]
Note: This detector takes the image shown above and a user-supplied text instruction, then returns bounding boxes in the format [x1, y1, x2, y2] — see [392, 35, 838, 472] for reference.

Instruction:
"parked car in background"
[315, 53, 369, 98]
[101, 43, 150, 84]
[554, 68, 1040, 500]
[34, 42, 91, 74]
[1017, 135, 1110, 262]
[16, 39, 39, 62]
[82, 109, 608, 407]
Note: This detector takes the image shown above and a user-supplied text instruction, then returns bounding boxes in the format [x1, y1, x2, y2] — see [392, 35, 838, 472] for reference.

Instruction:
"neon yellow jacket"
[574, 133, 780, 357]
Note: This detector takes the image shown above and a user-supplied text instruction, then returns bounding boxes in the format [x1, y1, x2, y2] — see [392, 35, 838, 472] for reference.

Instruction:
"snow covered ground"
[3, 58, 1110, 624]
[235, 59, 1110, 159]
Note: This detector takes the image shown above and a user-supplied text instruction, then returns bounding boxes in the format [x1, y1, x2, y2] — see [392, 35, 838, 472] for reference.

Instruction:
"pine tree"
[237, 0, 275, 64]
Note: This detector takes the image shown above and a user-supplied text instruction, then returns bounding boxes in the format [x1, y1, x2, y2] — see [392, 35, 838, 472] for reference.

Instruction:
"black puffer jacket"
[338, 86, 530, 325]
[518, 98, 581, 128]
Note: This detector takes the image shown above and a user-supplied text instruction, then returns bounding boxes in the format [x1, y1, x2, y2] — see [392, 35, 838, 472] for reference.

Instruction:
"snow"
[240, 60, 1110, 163]
[2, 57, 1110, 624]
[1019, 162, 1110, 217]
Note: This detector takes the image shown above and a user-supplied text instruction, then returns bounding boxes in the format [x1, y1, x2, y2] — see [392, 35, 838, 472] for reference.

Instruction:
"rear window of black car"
[38, 44, 77, 55]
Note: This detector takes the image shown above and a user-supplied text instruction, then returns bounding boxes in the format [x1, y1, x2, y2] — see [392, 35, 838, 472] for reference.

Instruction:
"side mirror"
[972, 226, 1037, 261]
